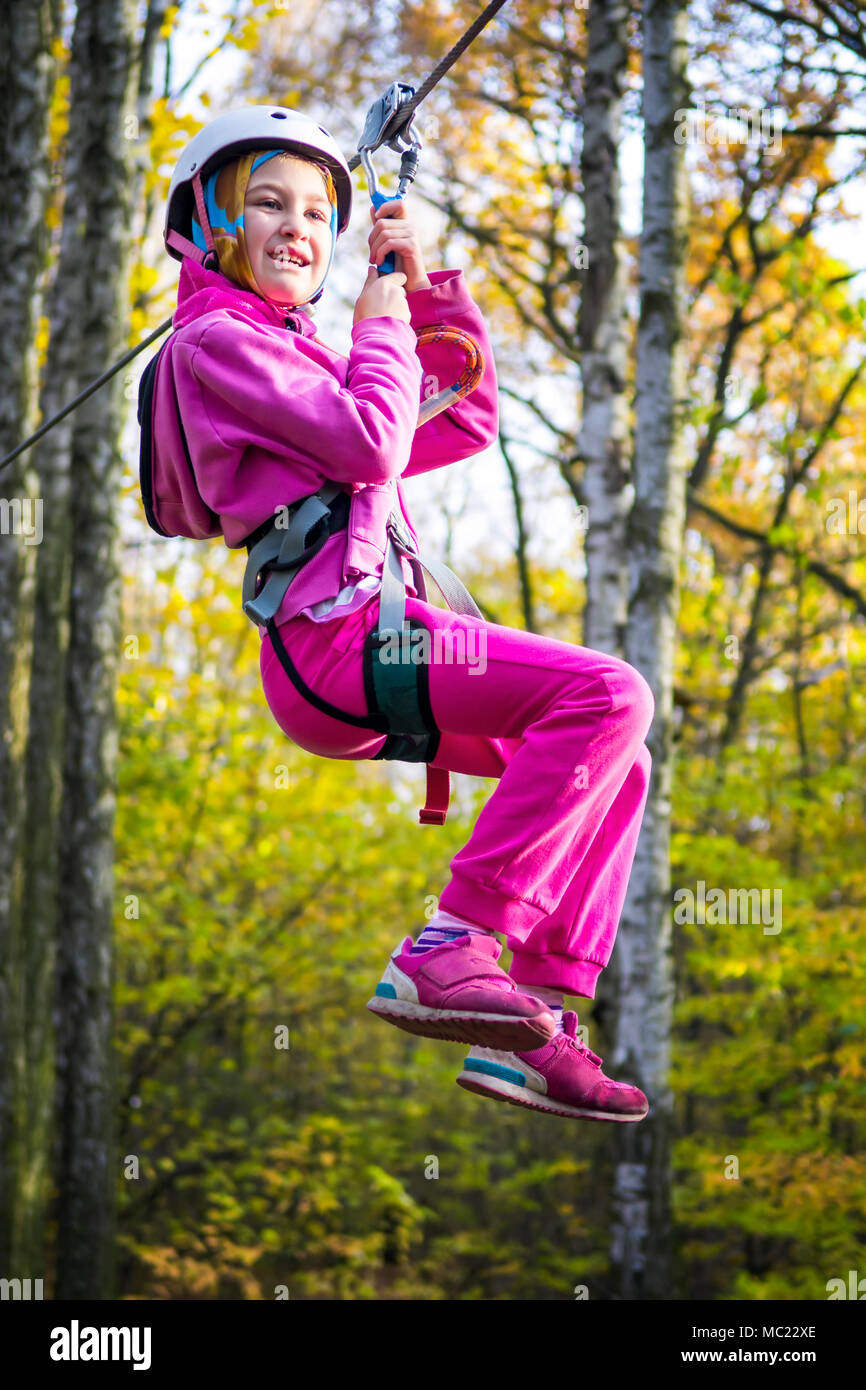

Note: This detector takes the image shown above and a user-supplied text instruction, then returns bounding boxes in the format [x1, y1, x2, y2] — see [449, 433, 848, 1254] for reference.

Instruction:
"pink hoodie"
[151, 258, 499, 633]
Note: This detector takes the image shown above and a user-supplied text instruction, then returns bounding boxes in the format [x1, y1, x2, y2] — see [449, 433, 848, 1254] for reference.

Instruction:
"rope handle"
[414, 324, 484, 428]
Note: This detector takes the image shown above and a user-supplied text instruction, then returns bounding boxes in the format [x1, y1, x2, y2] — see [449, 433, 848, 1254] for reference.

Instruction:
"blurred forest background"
[1, 0, 865, 1301]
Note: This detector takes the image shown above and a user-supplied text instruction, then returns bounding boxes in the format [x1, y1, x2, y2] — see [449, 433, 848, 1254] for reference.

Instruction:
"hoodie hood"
[144, 258, 321, 548]
[172, 257, 320, 337]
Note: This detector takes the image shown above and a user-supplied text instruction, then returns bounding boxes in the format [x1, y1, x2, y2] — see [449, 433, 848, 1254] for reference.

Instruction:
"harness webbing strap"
[378, 512, 484, 641]
[243, 480, 486, 827]
[265, 606, 449, 825]
[265, 614, 390, 733]
[369, 502, 485, 827]
[242, 483, 345, 625]
[420, 766, 451, 824]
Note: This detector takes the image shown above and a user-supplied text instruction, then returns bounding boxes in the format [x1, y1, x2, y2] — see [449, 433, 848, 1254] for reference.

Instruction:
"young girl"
[153, 105, 655, 1123]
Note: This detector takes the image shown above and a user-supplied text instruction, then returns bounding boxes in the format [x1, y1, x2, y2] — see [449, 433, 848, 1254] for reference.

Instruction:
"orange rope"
[414, 325, 485, 427]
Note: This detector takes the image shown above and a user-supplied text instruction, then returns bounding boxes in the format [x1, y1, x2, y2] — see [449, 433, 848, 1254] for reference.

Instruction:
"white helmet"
[164, 105, 353, 277]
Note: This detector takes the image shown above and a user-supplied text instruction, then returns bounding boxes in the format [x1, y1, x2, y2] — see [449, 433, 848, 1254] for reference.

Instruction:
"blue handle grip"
[371, 188, 404, 276]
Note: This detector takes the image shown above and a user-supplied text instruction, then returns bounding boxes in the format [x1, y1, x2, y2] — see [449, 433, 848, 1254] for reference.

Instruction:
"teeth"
[273, 251, 305, 267]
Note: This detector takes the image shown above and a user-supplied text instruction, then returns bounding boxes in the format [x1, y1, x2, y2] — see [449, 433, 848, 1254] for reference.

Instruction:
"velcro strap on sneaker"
[416, 944, 510, 990]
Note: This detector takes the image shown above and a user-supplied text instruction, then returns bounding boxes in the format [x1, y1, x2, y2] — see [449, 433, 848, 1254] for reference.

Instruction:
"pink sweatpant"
[260, 593, 654, 999]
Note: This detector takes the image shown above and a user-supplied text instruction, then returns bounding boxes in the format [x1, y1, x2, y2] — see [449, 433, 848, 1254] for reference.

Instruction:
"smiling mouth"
[269, 250, 309, 269]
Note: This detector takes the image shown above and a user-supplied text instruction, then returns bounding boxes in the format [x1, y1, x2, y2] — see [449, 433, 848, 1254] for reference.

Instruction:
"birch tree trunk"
[0, 0, 60, 1274]
[608, 0, 690, 1298]
[17, 0, 168, 1294]
[49, 0, 139, 1301]
[578, 0, 632, 660]
[15, 33, 95, 1285]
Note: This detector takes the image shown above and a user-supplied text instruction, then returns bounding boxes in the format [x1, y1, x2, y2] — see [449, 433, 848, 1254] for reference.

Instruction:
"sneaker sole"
[455, 1068, 649, 1122]
[365, 996, 555, 1049]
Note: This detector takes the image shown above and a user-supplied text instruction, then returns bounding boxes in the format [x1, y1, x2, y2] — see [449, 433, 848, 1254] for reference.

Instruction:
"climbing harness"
[242, 478, 485, 826]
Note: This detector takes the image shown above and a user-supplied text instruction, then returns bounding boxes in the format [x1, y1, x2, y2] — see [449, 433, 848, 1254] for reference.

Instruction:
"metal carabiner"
[357, 82, 422, 275]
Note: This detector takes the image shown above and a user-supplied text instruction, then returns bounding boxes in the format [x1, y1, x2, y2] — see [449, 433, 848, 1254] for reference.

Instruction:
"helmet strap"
[191, 172, 219, 270]
[167, 171, 219, 271]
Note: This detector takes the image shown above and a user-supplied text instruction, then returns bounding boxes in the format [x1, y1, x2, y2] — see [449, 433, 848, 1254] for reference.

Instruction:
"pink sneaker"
[366, 933, 557, 1049]
[455, 1010, 649, 1122]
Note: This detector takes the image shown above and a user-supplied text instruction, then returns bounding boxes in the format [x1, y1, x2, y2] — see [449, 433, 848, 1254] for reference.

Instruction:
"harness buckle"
[241, 485, 349, 627]
[385, 510, 417, 557]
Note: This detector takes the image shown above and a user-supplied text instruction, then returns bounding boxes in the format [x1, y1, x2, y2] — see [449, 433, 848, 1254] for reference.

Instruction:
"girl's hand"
[368, 199, 431, 293]
[353, 264, 412, 326]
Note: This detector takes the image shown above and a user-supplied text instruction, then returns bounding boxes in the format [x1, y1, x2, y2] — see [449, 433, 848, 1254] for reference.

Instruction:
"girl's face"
[243, 156, 333, 305]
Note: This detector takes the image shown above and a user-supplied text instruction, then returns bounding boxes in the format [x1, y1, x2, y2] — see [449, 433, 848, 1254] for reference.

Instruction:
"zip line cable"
[0, 318, 175, 473]
[346, 0, 511, 170]
[0, 0, 510, 477]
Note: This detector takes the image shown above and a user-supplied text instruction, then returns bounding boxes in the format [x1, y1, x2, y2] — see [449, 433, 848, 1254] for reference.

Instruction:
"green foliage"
[669, 674, 866, 1297]
[114, 544, 600, 1300]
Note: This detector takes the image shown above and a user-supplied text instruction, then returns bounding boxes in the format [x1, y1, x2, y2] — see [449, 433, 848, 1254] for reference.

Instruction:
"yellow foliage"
[34, 316, 50, 374]
[146, 97, 200, 199]
[159, 5, 180, 42]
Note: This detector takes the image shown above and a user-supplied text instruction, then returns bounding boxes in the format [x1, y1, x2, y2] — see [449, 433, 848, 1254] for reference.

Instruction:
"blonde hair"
[270, 151, 337, 211]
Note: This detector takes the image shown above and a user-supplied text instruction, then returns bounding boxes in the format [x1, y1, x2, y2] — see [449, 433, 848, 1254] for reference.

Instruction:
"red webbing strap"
[420, 765, 450, 825]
